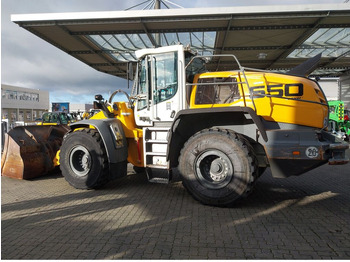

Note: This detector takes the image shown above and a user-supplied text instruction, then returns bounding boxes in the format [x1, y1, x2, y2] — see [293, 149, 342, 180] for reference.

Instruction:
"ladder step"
[145, 152, 167, 156]
[145, 139, 168, 143]
[143, 127, 170, 168]
[146, 168, 172, 184]
[149, 177, 169, 184]
[146, 164, 168, 169]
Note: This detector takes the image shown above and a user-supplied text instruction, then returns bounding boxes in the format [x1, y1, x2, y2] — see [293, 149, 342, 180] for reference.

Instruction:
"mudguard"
[69, 119, 128, 164]
[167, 107, 267, 167]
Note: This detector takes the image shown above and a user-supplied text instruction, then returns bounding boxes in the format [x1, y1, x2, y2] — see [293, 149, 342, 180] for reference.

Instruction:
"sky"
[1, 0, 347, 104]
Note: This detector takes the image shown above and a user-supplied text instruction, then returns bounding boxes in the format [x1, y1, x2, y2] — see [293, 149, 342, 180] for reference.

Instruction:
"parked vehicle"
[2, 45, 348, 206]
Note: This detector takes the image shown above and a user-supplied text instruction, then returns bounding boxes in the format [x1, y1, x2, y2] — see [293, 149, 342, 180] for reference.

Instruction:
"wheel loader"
[1, 45, 349, 206]
[1, 111, 73, 179]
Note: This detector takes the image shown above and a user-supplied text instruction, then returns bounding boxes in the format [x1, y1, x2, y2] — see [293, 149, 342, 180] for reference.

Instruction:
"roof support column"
[216, 17, 233, 71]
[154, 0, 161, 46]
[141, 19, 159, 47]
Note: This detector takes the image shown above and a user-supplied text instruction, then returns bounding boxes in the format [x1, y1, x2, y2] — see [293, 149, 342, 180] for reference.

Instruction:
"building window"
[2, 109, 8, 120]
[18, 110, 24, 121]
[10, 111, 16, 122]
[26, 110, 32, 121]
[3, 90, 39, 102]
[32, 93, 39, 102]
[5, 90, 18, 100]
[18, 92, 32, 101]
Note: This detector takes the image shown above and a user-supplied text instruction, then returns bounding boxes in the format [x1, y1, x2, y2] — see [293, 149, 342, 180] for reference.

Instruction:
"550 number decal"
[251, 83, 304, 98]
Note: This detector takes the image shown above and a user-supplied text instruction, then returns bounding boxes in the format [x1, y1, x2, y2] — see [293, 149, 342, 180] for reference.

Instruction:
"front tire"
[178, 129, 258, 207]
[60, 128, 109, 189]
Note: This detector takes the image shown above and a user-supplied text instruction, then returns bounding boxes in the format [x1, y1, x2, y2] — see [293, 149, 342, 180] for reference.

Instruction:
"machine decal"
[251, 83, 304, 98]
[110, 125, 124, 148]
[306, 146, 319, 158]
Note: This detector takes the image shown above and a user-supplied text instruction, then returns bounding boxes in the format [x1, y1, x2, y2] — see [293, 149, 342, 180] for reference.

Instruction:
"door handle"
[170, 110, 176, 118]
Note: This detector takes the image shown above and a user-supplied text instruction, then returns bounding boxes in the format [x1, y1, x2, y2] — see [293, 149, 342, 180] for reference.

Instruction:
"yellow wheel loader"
[2, 45, 349, 206]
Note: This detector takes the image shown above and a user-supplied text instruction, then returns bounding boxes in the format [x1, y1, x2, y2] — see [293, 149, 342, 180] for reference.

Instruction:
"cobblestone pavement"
[2, 163, 350, 259]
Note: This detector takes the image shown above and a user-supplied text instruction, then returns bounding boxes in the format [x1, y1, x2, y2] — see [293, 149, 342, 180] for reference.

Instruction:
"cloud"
[2, 0, 135, 103]
[1, 0, 346, 104]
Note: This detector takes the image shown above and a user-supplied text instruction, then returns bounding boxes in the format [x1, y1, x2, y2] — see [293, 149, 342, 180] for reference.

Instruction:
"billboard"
[52, 102, 69, 112]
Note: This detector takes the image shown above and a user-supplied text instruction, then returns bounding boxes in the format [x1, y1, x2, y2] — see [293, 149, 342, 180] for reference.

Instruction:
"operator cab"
[130, 45, 208, 127]
[130, 45, 183, 126]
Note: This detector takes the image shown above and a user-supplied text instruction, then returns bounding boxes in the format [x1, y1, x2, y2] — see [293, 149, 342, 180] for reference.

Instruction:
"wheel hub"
[210, 158, 228, 182]
[195, 150, 233, 189]
[69, 145, 91, 177]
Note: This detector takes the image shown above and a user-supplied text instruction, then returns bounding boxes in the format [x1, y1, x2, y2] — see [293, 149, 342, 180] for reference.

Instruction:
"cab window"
[136, 58, 149, 110]
[152, 52, 178, 105]
[59, 113, 68, 124]
[195, 77, 240, 105]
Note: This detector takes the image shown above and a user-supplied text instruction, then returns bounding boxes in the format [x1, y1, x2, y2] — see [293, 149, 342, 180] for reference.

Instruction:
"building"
[69, 103, 93, 114]
[317, 77, 350, 109]
[339, 74, 350, 110]
[317, 79, 340, 102]
[1, 84, 49, 126]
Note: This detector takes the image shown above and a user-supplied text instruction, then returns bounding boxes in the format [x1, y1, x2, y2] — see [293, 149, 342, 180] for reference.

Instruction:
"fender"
[167, 107, 268, 167]
[69, 119, 128, 164]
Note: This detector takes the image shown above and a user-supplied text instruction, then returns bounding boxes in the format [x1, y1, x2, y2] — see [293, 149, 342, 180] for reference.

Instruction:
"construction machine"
[2, 45, 349, 206]
[328, 100, 350, 141]
[38, 112, 76, 125]
[1, 125, 69, 179]
[1, 112, 76, 180]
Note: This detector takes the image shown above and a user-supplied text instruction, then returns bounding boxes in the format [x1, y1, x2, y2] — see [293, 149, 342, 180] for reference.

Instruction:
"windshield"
[153, 52, 178, 105]
[134, 51, 178, 110]
[134, 58, 149, 110]
[59, 113, 68, 124]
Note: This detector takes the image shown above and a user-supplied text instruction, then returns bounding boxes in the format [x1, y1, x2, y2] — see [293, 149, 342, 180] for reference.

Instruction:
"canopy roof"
[12, 3, 350, 78]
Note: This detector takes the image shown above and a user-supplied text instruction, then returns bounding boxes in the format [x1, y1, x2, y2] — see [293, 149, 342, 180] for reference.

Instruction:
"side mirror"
[95, 94, 103, 101]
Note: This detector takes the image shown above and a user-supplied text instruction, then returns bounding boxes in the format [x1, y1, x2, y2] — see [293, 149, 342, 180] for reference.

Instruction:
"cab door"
[134, 46, 184, 127]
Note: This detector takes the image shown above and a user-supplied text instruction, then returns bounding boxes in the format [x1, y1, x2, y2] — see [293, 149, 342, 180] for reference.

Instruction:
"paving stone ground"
[2, 163, 350, 259]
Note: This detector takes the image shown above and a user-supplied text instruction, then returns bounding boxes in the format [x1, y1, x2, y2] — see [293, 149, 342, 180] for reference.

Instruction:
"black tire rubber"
[133, 166, 146, 173]
[178, 128, 258, 207]
[59, 128, 109, 189]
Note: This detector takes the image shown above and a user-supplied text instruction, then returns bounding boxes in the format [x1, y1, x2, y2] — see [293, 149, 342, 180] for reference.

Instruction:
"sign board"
[52, 102, 69, 112]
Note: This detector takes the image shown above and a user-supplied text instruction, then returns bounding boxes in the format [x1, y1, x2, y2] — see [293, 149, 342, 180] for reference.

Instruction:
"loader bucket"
[1, 125, 69, 179]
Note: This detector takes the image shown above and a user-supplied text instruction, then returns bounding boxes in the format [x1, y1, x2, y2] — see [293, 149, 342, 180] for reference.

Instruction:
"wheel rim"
[194, 149, 233, 189]
[69, 145, 92, 177]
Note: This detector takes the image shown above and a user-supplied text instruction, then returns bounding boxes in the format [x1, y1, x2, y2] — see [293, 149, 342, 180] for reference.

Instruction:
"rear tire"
[60, 128, 109, 189]
[178, 128, 258, 207]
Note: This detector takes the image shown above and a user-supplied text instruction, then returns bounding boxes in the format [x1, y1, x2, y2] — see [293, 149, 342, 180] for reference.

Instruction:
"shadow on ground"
[2, 164, 350, 259]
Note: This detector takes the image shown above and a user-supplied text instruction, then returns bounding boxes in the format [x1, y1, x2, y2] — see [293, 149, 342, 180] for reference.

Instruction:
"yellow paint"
[112, 102, 144, 167]
[75, 71, 328, 169]
[190, 71, 328, 129]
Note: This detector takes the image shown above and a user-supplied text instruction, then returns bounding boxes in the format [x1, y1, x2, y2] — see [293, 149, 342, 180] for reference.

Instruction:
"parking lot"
[2, 163, 350, 259]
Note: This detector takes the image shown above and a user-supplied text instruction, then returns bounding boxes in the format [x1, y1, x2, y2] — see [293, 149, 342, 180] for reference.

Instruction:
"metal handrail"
[185, 54, 257, 111]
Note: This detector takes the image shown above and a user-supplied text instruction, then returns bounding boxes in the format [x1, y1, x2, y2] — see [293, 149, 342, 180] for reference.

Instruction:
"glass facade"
[3, 89, 40, 102]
